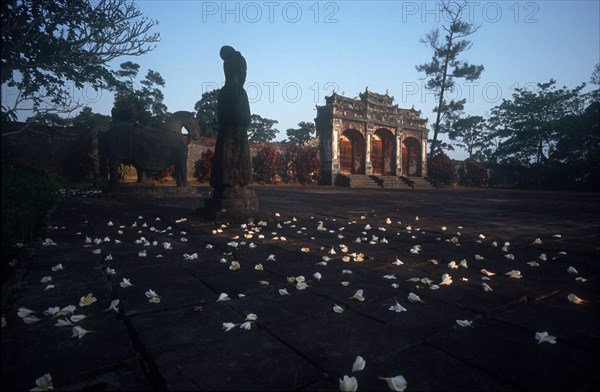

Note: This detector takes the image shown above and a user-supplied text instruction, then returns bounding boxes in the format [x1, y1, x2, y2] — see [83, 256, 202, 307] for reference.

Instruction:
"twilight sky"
[5, 1, 599, 159]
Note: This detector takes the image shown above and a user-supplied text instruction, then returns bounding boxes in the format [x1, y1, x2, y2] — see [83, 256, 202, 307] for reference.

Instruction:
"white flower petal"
[407, 292, 424, 303]
[79, 293, 97, 307]
[217, 293, 230, 302]
[30, 373, 53, 391]
[352, 355, 366, 372]
[71, 325, 94, 339]
[70, 314, 87, 323]
[339, 375, 358, 392]
[349, 289, 365, 301]
[378, 375, 407, 391]
[456, 319, 473, 327]
[535, 331, 557, 344]
[567, 293, 588, 304]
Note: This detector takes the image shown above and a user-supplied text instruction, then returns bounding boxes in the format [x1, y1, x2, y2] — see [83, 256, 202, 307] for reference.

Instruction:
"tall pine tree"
[416, 0, 484, 162]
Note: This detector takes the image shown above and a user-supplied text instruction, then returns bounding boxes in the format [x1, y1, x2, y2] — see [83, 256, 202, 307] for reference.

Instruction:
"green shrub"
[2, 159, 62, 258]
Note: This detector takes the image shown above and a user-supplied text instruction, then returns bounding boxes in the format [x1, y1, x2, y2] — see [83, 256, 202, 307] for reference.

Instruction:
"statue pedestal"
[198, 186, 260, 223]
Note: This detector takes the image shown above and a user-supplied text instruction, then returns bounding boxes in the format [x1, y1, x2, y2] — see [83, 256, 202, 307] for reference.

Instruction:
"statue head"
[220, 45, 247, 85]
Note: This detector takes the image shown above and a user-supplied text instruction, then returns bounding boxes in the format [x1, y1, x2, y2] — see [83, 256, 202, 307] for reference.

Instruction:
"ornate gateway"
[315, 88, 429, 186]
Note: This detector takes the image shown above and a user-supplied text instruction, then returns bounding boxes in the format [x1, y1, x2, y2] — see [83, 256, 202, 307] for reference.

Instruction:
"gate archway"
[340, 129, 365, 174]
[402, 137, 421, 177]
[371, 128, 395, 176]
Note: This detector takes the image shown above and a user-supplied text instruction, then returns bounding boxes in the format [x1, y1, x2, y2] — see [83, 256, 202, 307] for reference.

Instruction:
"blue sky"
[5, 1, 600, 159]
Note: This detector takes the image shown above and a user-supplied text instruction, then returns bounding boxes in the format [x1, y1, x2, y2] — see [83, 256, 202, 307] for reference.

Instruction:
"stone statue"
[94, 111, 200, 186]
[101, 116, 200, 187]
[202, 45, 259, 220]
[210, 45, 252, 197]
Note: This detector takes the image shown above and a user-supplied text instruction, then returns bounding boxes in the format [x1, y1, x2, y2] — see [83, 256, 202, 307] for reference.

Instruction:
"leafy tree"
[1, 0, 160, 121]
[449, 115, 489, 160]
[25, 112, 70, 127]
[71, 107, 111, 130]
[416, 0, 484, 161]
[194, 89, 219, 137]
[248, 114, 279, 143]
[489, 80, 585, 167]
[111, 62, 168, 126]
[285, 121, 316, 145]
[589, 62, 600, 103]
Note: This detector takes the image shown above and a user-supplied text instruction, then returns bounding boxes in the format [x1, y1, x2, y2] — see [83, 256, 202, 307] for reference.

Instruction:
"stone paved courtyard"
[2, 185, 599, 391]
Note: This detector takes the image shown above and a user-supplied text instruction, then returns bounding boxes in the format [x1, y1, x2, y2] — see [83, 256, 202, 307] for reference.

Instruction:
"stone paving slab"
[426, 318, 599, 391]
[2, 185, 600, 391]
[154, 330, 325, 391]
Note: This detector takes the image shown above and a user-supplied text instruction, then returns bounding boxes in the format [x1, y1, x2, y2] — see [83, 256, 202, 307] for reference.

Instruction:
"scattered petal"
[120, 278, 134, 288]
[407, 292, 425, 303]
[389, 298, 407, 313]
[51, 263, 64, 272]
[333, 304, 344, 313]
[339, 375, 358, 392]
[352, 355, 366, 372]
[217, 293, 230, 302]
[378, 375, 407, 391]
[456, 319, 474, 327]
[104, 299, 120, 313]
[23, 315, 42, 324]
[239, 321, 253, 330]
[30, 373, 53, 391]
[567, 293, 588, 304]
[535, 331, 557, 344]
[70, 314, 87, 323]
[222, 322, 237, 332]
[567, 266, 578, 275]
[440, 273, 453, 285]
[349, 289, 365, 301]
[54, 318, 72, 327]
[229, 261, 241, 270]
[71, 325, 94, 339]
[279, 288, 291, 296]
[505, 270, 522, 279]
[480, 269, 495, 277]
[482, 282, 493, 292]
[313, 272, 322, 281]
[79, 293, 97, 307]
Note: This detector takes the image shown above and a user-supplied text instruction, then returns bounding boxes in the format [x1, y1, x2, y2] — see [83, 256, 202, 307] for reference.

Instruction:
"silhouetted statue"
[210, 45, 252, 197]
[202, 45, 259, 221]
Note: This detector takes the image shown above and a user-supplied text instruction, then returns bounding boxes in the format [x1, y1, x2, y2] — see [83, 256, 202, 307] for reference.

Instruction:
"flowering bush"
[252, 145, 280, 184]
[194, 149, 214, 183]
[460, 160, 488, 187]
[294, 147, 321, 184]
[280, 145, 321, 184]
[428, 152, 456, 185]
